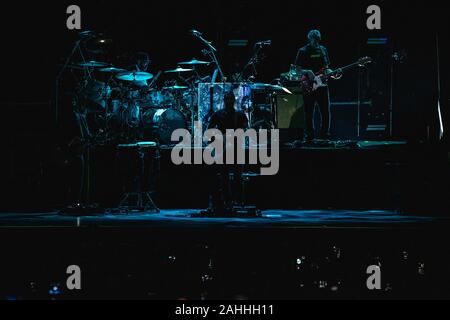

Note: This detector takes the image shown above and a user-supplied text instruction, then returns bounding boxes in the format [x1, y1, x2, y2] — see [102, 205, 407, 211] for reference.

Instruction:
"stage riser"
[84, 146, 447, 213]
[1, 144, 448, 214]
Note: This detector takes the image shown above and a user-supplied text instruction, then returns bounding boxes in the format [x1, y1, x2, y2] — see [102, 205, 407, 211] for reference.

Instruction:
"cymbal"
[98, 67, 127, 73]
[162, 85, 189, 91]
[178, 59, 210, 66]
[118, 141, 158, 148]
[76, 61, 108, 68]
[164, 67, 194, 73]
[116, 71, 154, 82]
[249, 83, 292, 94]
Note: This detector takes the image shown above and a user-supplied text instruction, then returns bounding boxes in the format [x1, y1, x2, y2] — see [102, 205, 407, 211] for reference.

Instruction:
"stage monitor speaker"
[275, 87, 305, 129]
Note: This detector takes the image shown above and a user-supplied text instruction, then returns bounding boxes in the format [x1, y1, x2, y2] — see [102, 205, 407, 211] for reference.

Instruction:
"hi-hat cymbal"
[98, 67, 127, 73]
[178, 59, 210, 66]
[76, 61, 108, 68]
[116, 71, 154, 82]
[164, 67, 194, 73]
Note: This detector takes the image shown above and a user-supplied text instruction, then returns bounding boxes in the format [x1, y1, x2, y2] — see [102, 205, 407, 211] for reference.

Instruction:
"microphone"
[192, 30, 217, 52]
[255, 40, 272, 46]
[190, 29, 203, 37]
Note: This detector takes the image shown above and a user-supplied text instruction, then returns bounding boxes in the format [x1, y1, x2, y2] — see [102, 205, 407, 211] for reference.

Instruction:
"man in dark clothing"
[207, 91, 249, 213]
[208, 91, 249, 133]
[131, 52, 152, 88]
[295, 30, 332, 140]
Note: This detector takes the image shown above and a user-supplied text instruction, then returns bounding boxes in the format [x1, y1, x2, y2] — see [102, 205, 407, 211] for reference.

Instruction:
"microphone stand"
[193, 32, 226, 135]
[240, 43, 265, 81]
[194, 33, 225, 82]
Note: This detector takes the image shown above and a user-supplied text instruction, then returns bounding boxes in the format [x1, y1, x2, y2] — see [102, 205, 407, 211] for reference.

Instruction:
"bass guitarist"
[294, 30, 340, 140]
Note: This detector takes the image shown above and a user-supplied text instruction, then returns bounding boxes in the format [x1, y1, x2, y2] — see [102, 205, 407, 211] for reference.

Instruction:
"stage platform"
[0, 209, 444, 229]
[4, 139, 449, 214]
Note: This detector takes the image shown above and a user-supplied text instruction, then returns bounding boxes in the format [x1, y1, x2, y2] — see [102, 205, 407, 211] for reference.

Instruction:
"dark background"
[2, 1, 448, 101]
[2, 0, 448, 127]
[0, 0, 448, 211]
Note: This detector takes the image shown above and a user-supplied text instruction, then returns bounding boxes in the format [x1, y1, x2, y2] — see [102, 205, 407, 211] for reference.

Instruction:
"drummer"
[131, 52, 152, 88]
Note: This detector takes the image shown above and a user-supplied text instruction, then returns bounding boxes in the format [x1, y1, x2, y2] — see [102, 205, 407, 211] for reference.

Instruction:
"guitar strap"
[319, 46, 330, 68]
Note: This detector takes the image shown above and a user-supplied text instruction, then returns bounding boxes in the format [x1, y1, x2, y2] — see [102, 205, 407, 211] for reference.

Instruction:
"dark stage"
[0, 209, 439, 228]
[1, 0, 450, 303]
[2, 141, 450, 300]
[9, 140, 449, 214]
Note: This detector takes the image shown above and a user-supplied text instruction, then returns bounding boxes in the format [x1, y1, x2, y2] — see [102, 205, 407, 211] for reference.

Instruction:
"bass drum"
[142, 108, 188, 145]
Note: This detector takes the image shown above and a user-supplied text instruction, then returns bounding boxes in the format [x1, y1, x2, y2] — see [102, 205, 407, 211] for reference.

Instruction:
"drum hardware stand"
[56, 32, 107, 216]
[116, 143, 160, 213]
[55, 32, 94, 126]
[60, 105, 105, 216]
[181, 74, 200, 135]
[102, 73, 115, 134]
[187, 86, 197, 135]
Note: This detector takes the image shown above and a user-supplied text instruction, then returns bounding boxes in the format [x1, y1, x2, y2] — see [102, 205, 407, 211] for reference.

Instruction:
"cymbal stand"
[55, 33, 93, 125]
[58, 33, 104, 216]
[178, 72, 200, 134]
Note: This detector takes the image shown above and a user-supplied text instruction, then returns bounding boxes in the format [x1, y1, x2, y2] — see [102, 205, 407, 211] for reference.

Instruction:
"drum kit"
[70, 52, 293, 147]
[70, 57, 214, 145]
